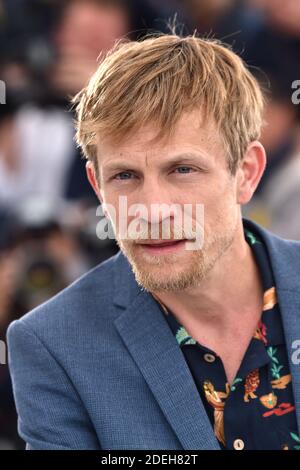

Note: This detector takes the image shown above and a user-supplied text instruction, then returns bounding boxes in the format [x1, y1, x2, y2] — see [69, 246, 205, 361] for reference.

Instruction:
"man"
[7, 33, 300, 450]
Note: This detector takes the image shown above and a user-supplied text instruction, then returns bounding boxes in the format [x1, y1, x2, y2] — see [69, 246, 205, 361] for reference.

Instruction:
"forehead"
[97, 109, 224, 168]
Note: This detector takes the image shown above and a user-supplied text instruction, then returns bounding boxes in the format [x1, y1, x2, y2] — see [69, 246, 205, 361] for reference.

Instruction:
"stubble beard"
[116, 223, 238, 293]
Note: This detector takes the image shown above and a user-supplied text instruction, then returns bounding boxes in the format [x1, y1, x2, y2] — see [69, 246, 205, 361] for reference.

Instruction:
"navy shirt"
[152, 228, 300, 450]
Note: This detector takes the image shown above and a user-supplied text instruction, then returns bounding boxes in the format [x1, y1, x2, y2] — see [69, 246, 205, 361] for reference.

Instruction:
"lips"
[138, 239, 185, 246]
[137, 239, 187, 255]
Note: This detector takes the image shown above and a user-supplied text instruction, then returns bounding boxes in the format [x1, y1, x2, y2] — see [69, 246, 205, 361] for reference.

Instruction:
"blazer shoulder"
[8, 251, 121, 338]
[267, 232, 300, 260]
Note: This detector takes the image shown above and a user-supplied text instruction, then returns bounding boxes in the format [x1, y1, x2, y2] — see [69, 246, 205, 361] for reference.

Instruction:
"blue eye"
[174, 166, 194, 174]
[114, 171, 134, 180]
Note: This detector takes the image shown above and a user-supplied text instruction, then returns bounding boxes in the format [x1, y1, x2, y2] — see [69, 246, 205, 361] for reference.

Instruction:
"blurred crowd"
[0, 0, 300, 450]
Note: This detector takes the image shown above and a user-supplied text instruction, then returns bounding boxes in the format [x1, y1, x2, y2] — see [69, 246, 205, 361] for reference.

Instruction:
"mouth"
[137, 239, 188, 254]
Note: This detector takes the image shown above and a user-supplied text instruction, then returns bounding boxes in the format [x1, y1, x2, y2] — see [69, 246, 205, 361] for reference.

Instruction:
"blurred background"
[0, 0, 300, 449]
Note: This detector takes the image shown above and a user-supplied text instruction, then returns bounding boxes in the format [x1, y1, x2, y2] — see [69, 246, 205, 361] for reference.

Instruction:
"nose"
[134, 177, 178, 225]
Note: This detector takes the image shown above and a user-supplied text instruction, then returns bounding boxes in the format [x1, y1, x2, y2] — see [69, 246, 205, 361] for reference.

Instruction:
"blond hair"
[73, 33, 265, 175]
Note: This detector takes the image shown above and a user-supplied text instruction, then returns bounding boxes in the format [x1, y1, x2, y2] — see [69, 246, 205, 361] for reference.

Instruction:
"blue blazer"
[6, 218, 300, 450]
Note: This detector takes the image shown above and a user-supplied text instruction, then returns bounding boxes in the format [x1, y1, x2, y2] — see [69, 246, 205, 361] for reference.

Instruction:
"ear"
[86, 161, 103, 204]
[236, 141, 266, 205]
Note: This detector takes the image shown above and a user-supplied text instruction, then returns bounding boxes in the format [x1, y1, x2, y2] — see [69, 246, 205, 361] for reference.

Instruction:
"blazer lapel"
[112, 252, 221, 450]
[274, 288, 300, 432]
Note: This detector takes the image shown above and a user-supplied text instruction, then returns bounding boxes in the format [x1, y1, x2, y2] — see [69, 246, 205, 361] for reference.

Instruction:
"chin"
[134, 263, 199, 292]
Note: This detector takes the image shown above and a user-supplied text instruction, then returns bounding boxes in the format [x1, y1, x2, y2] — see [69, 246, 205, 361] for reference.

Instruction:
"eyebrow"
[102, 152, 210, 173]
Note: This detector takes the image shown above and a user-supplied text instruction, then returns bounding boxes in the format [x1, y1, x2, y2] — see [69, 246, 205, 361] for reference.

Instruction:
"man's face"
[96, 109, 241, 292]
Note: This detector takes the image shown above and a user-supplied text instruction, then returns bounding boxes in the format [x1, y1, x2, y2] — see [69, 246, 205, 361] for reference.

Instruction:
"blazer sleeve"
[6, 319, 101, 450]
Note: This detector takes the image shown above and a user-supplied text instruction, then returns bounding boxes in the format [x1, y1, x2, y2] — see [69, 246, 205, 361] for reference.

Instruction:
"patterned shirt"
[152, 228, 300, 450]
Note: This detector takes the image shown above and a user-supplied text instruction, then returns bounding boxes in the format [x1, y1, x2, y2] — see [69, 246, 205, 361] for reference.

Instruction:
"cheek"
[197, 186, 228, 210]
[98, 192, 119, 229]
[201, 184, 238, 224]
